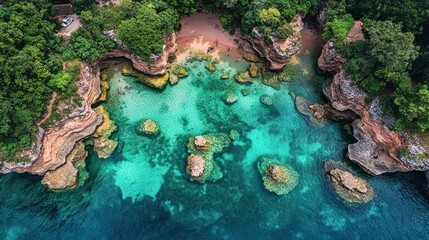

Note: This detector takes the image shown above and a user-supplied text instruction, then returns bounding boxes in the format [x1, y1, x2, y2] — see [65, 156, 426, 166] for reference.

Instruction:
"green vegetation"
[322, 9, 354, 41]
[0, 1, 63, 160]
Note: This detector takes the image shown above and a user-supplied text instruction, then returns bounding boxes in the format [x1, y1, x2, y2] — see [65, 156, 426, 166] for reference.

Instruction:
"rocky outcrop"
[222, 92, 239, 105]
[234, 71, 253, 84]
[240, 15, 304, 71]
[324, 71, 417, 175]
[294, 95, 326, 128]
[121, 64, 169, 90]
[324, 160, 374, 203]
[308, 103, 358, 122]
[99, 33, 177, 76]
[317, 41, 345, 75]
[139, 119, 160, 136]
[93, 106, 118, 159]
[257, 156, 299, 195]
[316, 21, 429, 175]
[1, 63, 103, 185]
[41, 141, 87, 190]
[186, 133, 231, 183]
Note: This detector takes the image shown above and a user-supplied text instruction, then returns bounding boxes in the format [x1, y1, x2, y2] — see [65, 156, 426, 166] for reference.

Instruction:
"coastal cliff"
[100, 33, 177, 76]
[317, 22, 429, 175]
[0, 63, 103, 189]
[240, 15, 304, 71]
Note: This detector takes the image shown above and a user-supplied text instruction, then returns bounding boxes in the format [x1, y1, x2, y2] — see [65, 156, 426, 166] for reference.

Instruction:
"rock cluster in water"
[122, 65, 169, 90]
[260, 94, 273, 106]
[257, 156, 299, 195]
[324, 160, 374, 203]
[139, 119, 160, 136]
[234, 71, 253, 84]
[223, 92, 239, 105]
[186, 133, 231, 183]
[93, 106, 118, 159]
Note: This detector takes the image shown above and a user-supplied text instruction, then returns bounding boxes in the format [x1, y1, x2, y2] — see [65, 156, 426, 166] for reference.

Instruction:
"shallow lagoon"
[0, 53, 429, 239]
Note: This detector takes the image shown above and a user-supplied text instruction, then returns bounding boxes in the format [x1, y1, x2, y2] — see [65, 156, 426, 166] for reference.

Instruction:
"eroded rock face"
[41, 141, 87, 190]
[1, 63, 103, 189]
[100, 33, 177, 76]
[240, 15, 304, 71]
[325, 71, 414, 175]
[317, 21, 429, 175]
[317, 41, 345, 75]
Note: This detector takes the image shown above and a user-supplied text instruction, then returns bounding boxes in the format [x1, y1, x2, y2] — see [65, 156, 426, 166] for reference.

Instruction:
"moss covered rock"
[221, 74, 230, 80]
[262, 73, 281, 90]
[234, 71, 253, 84]
[139, 119, 160, 136]
[93, 106, 118, 159]
[257, 156, 299, 195]
[122, 65, 169, 90]
[206, 63, 216, 73]
[169, 73, 179, 85]
[186, 133, 231, 183]
[248, 63, 260, 78]
[171, 64, 189, 78]
[99, 71, 110, 102]
[222, 92, 238, 105]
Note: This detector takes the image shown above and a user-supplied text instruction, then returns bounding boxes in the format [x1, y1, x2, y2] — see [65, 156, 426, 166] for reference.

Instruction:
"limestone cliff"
[317, 21, 429, 175]
[0, 62, 103, 186]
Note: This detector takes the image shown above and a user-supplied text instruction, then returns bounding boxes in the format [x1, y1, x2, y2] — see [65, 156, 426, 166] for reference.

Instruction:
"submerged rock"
[241, 89, 249, 96]
[122, 65, 169, 90]
[229, 129, 240, 141]
[139, 119, 160, 136]
[222, 92, 239, 105]
[324, 160, 374, 203]
[220, 74, 230, 80]
[206, 63, 216, 73]
[169, 73, 179, 85]
[294, 96, 326, 128]
[171, 64, 189, 78]
[262, 71, 281, 90]
[186, 133, 231, 183]
[234, 71, 253, 84]
[93, 106, 118, 159]
[248, 63, 260, 78]
[260, 94, 273, 106]
[257, 156, 299, 195]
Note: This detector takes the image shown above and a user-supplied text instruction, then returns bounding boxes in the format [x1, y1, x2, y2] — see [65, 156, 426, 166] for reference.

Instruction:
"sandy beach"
[175, 12, 242, 62]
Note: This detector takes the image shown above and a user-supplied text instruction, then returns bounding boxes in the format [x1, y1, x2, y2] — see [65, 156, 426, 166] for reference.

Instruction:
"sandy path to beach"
[175, 12, 242, 62]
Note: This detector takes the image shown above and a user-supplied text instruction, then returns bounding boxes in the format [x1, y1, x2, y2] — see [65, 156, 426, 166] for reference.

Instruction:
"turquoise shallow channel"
[1, 52, 429, 239]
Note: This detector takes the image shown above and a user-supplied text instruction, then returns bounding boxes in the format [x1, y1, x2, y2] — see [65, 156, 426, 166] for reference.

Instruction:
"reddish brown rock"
[187, 154, 205, 178]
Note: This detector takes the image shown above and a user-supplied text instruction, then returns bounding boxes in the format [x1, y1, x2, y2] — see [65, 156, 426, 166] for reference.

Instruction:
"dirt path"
[37, 92, 58, 127]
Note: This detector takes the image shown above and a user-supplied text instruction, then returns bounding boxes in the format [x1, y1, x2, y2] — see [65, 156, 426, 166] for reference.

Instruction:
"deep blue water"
[1, 53, 429, 240]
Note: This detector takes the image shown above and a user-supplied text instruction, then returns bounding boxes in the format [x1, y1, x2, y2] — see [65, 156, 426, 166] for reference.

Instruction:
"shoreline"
[175, 12, 242, 63]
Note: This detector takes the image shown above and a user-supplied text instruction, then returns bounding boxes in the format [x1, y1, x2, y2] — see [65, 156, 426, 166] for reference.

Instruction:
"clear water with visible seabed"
[1, 52, 429, 240]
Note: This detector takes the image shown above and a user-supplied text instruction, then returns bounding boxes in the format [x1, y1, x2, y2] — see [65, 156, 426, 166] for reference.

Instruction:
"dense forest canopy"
[0, 0, 429, 161]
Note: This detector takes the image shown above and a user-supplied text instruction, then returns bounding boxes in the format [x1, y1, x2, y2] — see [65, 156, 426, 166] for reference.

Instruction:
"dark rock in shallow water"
[324, 160, 375, 203]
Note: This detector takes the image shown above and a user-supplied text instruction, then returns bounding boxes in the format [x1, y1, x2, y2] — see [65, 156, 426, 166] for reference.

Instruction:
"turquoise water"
[1, 53, 429, 239]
